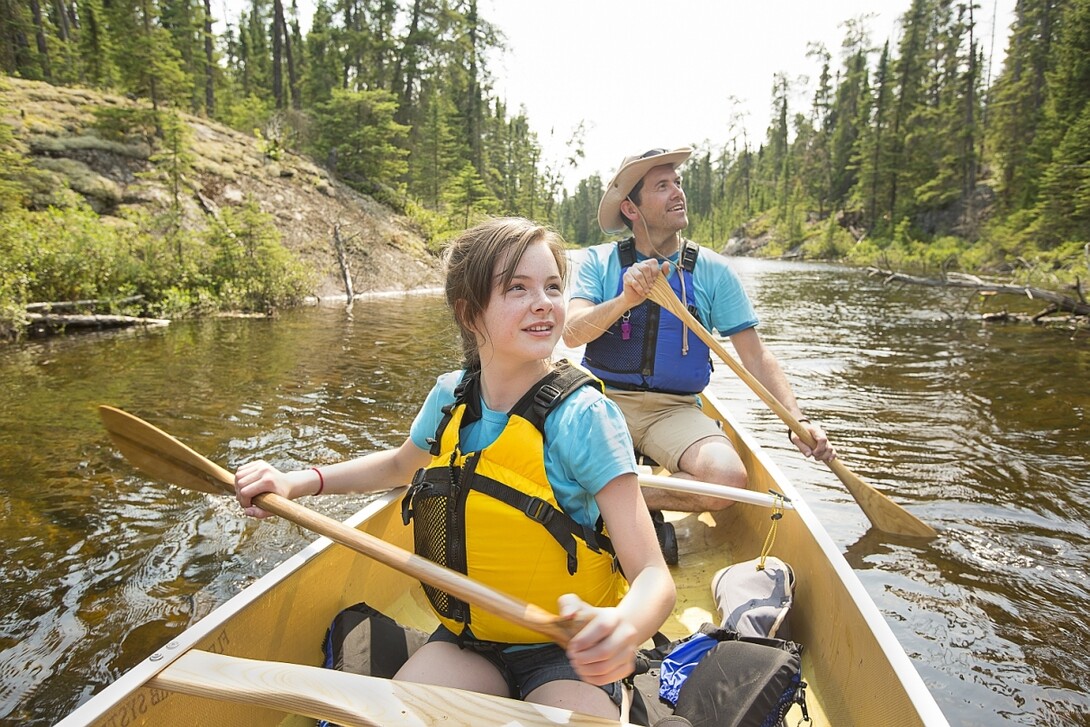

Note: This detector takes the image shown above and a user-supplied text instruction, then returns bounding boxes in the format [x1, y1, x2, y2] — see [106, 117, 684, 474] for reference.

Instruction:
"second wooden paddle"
[647, 276, 937, 538]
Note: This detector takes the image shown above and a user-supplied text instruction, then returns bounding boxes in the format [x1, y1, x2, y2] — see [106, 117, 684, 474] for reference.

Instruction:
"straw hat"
[597, 147, 693, 234]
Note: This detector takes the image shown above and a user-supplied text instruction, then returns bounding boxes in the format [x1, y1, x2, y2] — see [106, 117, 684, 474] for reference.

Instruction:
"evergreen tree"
[409, 86, 461, 209]
[1027, 0, 1090, 246]
[444, 160, 499, 227]
[829, 16, 874, 207]
[78, 0, 118, 87]
[301, 0, 342, 105]
[0, 0, 40, 79]
[109, 0, 190, 116]
[886, 0, 932, 228]
[313, 87, 410, 186]
[987, 0, 1063, 210]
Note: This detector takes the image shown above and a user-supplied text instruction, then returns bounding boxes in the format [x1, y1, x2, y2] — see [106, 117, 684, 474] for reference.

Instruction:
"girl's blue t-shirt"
[570, 242, 759, 337]
[409, 368, 637, 527]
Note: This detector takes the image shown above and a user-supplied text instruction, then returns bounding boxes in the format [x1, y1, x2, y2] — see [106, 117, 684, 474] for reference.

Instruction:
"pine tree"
[109, 0, 190, 117]
[987, 0, 1063, 210]
[78, 0, 118, 87]
[1027, 0, 1090, 246]
[313, 87, 410, 186]
[301, 0, 341, 105]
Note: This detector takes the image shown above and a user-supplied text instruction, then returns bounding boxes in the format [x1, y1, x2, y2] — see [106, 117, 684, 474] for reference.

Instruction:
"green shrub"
[204, 199, 314, 311]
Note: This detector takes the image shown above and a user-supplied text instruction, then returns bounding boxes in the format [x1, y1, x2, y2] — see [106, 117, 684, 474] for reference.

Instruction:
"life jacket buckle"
[533, 383, 563, 411]
[523, 496, 553, 524]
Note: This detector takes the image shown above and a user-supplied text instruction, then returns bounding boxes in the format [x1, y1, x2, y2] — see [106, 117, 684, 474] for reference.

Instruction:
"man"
[564, 147, 836, 518]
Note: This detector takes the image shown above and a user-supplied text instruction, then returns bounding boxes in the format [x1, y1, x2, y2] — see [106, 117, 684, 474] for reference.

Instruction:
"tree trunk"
[281, 5, 300, 109]
[141, 0, 160, 118]
[204, 0, 215, 116]
[272, 0, 284, 109]
[466, 0, 482, 174]
[52, 0, 70, 41]
[393, 0, 423, 126]
[29, 0, 51, 80]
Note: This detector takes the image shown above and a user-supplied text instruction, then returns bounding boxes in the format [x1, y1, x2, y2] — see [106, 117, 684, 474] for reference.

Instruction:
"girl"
[234, 217, 674, 719]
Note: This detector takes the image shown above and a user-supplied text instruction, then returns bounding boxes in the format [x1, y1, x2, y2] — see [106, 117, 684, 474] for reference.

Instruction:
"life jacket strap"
[617, 237, 701, 272]
[470, 474, 615, 575]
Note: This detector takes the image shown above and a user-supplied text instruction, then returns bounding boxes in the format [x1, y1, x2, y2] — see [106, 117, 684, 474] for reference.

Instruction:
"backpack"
[628, 557, 808, 727]
[318, 602, 430, 727]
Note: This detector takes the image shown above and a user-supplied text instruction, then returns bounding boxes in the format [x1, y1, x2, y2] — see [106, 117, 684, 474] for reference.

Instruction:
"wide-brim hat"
[597, 147, 693, 234]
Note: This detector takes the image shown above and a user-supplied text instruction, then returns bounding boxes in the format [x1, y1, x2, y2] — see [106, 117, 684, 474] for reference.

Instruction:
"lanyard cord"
[633, 204, 689, 356]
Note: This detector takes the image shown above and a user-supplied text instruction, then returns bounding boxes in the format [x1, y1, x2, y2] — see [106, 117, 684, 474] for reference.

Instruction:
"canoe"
[57, 391, 949, 726]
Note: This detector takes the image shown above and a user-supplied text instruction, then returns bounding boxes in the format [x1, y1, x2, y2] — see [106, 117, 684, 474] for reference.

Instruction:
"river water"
[0, 258, 1087, 725]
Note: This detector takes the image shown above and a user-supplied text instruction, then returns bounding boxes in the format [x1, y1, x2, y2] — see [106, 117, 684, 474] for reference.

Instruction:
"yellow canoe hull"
[58, 392, 948, 726]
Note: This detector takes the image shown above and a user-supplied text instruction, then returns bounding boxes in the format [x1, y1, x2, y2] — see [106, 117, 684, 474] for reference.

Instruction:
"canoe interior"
[60, 394, 946, 727]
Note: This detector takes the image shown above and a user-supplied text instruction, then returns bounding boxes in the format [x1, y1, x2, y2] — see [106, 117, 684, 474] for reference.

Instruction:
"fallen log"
[26, 313, 170, 336]
[26, 295, 146, 312]
[867, 268, 1090, 317]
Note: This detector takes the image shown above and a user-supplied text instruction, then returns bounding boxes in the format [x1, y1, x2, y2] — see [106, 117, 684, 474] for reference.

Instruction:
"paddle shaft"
[98, 406, 582, 645]
[647, 278, 937, 538]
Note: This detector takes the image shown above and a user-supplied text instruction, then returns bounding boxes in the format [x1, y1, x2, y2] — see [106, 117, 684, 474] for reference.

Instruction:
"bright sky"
[482, 0, 1017, 191]
[218, 0, 1017, 191]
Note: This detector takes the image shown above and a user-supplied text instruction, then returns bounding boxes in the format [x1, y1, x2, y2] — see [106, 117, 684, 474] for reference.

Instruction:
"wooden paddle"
[97, 405, 584, 645]
[646, 276, 937, 538]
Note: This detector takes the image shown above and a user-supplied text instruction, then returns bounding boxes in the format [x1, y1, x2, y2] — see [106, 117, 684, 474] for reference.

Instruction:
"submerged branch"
[867, 267, 1090, 337]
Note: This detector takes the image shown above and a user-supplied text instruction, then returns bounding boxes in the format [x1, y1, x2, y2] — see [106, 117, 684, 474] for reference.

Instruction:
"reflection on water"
[1, 262, 1088, 725]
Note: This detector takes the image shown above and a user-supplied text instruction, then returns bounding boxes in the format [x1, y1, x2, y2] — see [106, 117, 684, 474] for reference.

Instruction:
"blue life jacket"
[582, 238, 712, 395]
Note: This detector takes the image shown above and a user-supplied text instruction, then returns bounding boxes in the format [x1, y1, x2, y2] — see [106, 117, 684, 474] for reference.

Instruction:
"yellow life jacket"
[401, 362, 627, 643]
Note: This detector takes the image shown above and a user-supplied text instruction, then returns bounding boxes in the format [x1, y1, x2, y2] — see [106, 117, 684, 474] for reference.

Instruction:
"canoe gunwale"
[54, 488, 408, 727]
[701, 393, 949, 726]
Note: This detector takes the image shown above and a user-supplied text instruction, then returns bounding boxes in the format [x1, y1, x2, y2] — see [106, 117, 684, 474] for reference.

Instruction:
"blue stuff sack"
[657, 633, 718, 706]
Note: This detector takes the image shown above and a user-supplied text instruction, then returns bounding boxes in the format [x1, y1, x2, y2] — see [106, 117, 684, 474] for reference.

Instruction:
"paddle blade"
[98, 405, 235, 496]
[830, 460, 937, 538]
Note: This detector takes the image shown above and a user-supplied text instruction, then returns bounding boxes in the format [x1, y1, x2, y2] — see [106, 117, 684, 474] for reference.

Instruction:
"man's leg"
[640, 434, 748, 512]
[624, 391, 747, 513]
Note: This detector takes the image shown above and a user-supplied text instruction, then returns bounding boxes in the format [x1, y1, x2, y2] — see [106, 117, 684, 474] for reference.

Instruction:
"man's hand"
[621, 259, 671, 307]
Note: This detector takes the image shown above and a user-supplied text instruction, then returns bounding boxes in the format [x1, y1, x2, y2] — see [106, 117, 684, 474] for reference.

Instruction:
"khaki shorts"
[606, 389, 730, 473]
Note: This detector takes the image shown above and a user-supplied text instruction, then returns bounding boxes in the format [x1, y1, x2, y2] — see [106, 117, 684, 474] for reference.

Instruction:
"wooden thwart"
[153, 650, 637, 727]
[638, 472, 794, 509]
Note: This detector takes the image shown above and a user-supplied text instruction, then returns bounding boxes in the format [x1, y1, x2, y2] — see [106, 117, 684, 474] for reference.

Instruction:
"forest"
[1, 0, 1088, 337]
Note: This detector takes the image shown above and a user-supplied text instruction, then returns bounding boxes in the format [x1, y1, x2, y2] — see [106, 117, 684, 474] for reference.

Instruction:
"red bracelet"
[311, 467, 325, 496]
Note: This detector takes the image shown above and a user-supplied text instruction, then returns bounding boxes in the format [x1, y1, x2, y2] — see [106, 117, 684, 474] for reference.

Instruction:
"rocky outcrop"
[0, 78, 443, 299]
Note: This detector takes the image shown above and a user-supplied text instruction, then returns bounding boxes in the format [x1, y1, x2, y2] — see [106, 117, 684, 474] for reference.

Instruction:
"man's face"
[632, 164, 688, 234]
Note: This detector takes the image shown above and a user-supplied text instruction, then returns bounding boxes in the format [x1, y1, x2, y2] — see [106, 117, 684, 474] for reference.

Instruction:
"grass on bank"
[746, 210, 1089, 293]
[0, 200, 314, 340]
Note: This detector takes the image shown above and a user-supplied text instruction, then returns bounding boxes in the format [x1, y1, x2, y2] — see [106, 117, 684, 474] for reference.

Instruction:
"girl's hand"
[234, 460, 314, 518]
[558, 594, 639, 685]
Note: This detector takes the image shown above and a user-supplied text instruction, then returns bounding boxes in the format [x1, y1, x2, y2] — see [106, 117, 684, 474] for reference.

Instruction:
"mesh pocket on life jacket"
[585, 303, 653, 375]
[408, 482, 457, 618]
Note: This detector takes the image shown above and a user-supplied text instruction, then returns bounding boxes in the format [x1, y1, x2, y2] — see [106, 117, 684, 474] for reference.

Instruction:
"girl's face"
[473, 239, 565, 368]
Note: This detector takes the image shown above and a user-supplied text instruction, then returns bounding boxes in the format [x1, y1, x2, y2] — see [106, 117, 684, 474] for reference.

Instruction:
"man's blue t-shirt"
[409, 369, 638, 527]
[570, 242, 759, 338]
